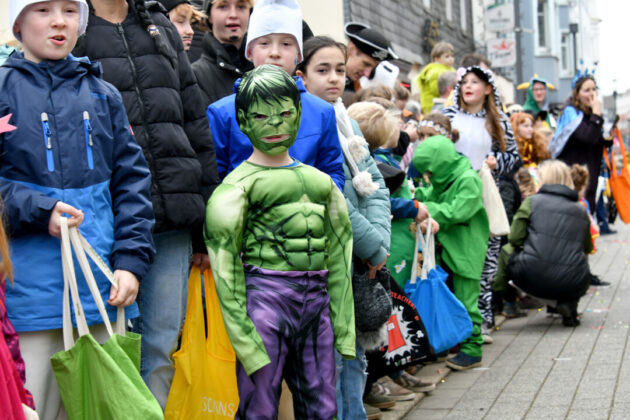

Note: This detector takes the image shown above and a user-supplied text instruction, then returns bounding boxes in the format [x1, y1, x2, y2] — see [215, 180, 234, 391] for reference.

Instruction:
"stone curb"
[382, 315, 508, 420]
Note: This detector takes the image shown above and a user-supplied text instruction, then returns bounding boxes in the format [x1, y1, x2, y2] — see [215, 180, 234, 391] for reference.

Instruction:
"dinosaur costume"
[413, 135, 489, 359]
[204, 65, 355, 419]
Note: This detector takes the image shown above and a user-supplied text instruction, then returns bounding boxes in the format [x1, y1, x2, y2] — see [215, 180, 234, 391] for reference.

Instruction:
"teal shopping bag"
[50, 218, 163, 420]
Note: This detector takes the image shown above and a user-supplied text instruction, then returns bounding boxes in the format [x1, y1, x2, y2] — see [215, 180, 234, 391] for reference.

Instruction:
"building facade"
[514, 0, 600, 104]
[343, 0, 476, 85]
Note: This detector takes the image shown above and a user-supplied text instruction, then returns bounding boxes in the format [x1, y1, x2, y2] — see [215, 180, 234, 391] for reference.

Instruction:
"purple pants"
[236, 265, 336, 420]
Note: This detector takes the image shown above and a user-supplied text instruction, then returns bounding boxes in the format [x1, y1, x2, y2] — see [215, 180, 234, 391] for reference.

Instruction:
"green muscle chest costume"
[203, 66, 355, 379]
[205, 161, 355, 373]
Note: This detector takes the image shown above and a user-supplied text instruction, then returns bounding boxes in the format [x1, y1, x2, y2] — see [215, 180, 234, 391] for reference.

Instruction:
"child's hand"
[108, 270, 139, 307]
[191, 252, 211, 271]
[48, 202, 84, 238]
[420, 219, 440, 234]
[404, 123, 419, 142]
[415, 202, 429, 223]
[367, 257, 387, 280]
[485, 155, 497, 171]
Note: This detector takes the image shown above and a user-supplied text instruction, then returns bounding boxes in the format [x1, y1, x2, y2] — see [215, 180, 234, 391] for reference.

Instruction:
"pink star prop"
[0, 114, 16, 133]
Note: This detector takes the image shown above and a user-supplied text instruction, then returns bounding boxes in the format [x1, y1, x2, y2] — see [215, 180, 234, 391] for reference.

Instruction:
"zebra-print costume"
[442, 66, 521, 327]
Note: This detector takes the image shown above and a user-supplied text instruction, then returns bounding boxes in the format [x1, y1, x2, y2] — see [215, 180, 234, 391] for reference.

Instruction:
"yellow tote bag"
[164, 267, 239, 419]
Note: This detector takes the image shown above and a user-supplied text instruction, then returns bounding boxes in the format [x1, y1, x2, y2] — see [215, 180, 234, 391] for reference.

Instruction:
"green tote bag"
[50, 218, 163, 420]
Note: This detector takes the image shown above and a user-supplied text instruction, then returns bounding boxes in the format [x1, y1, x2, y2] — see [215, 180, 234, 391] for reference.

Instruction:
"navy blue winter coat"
[0, 53, 155, 331]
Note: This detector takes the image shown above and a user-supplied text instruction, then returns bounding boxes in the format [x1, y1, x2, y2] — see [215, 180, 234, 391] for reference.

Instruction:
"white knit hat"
[10, 0, 89, 42]
[245, 0, 303, 63]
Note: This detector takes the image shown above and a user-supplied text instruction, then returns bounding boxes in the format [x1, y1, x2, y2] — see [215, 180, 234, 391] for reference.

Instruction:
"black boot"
[590, 274, 610, 287]
[557, 300, 580, 327]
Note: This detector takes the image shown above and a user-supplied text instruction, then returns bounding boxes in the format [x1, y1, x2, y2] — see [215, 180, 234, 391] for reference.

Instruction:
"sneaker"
[502, 301, 527, 318]
[364, 403, 382, 420]
[435, 350, 449, 362]
[393, 371, 436, 393]
[446, 352, 483, 371]
[590, 274, 610, 287]
[363, 382, 398, 408]
[376, 378, 415, 401]
[481, 323, 493, 344]
[600, 228, 617, 235]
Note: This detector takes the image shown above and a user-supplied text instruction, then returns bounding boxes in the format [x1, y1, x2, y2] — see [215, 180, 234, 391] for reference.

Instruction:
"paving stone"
[398, 224, 630, 420]
[565, 408, 611, 420]
[524, 405, 569, 419]
[417, 389, 467, 409]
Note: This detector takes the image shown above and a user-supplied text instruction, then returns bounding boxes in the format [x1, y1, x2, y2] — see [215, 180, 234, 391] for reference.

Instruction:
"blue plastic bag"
[404, 220, 473, 354]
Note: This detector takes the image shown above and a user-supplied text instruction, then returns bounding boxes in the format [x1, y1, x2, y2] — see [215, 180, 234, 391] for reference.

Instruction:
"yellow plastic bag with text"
[164, 267, 239, 419]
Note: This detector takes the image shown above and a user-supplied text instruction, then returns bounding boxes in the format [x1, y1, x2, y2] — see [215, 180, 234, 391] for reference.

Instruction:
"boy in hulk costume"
[204, 65, 355, 419]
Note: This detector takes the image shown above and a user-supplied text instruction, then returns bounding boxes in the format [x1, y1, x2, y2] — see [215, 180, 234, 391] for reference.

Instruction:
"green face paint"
[239, 97, 300, 156]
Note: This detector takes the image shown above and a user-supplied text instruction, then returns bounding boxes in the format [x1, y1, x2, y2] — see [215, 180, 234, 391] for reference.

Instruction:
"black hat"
[376, 162, 406, 194]
[344, 22, 398, 62]
[302, 20, 314, 42]
[159, 0, 190, 12]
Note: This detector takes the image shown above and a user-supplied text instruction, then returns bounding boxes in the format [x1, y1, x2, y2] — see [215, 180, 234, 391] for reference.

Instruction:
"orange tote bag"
[604, 128, 630, 224]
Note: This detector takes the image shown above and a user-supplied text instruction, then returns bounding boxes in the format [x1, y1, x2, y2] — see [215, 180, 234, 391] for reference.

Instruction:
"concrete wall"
[297, 0, 345, 42]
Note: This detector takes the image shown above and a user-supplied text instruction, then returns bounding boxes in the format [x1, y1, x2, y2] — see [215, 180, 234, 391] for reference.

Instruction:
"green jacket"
[413, 135, 489, 279]
[416, 62, 455, 115]
[204, 161, 355, 375]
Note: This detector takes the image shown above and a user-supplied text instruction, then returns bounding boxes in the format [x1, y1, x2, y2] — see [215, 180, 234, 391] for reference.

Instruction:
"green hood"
[523, 77, 548, 113]
[413, 135, 471, 188]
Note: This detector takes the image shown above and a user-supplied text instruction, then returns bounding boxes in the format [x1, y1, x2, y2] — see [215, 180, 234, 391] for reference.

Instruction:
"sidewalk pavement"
[381, 219, 630, 420]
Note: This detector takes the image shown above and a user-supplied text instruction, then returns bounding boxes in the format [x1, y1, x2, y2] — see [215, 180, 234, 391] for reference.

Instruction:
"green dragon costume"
[204, 65, 355, 419]
[413, 135, 489, 359]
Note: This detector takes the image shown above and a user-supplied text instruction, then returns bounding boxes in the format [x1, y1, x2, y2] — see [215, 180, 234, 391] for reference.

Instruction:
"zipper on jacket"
[117, 24, 148, 127]
[83, 111, 94, 170]
[40, 112, 54, 172]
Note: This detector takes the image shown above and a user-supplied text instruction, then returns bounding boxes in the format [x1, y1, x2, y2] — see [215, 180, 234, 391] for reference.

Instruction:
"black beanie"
[159, 0, 190, 12]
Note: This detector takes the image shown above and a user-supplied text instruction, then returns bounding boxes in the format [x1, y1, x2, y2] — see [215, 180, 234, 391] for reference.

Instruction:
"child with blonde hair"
[349, 101, 425, 285]
[493, 160, 592, 327]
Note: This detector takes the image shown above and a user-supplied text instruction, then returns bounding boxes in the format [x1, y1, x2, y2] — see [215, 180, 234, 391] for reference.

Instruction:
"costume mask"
[236, 65, 302, 156]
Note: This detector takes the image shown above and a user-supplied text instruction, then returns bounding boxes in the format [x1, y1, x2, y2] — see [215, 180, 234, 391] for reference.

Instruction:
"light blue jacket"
[343, 120, 391, 266]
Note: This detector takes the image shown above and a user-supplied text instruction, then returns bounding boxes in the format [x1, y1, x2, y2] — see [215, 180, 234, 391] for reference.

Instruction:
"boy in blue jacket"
[2, 0, 154, 417]
[206, 0, 345, 190]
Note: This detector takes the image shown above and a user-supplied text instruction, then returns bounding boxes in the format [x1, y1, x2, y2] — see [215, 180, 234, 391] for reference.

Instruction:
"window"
[445, 0, 453, 21]
[460, 0, 467, 31]
[560, 32, 573, 74]
[537, 0, 549, 50]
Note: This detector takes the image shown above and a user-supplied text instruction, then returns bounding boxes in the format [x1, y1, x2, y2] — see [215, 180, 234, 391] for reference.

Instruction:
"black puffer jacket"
[507, 184, 591, 300]
[192, 32, 253, 107]
[74, 1, 218, 242]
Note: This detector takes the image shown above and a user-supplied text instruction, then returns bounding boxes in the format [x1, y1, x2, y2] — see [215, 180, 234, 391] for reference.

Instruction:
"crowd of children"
[0, 0, 615, 419]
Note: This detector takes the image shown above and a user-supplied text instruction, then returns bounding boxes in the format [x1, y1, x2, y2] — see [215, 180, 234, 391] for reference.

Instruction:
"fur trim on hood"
[452, 66, 502, 112]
